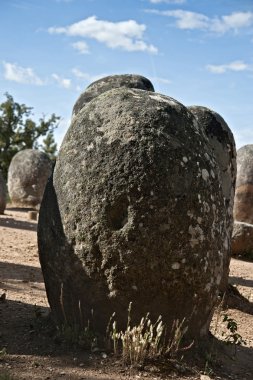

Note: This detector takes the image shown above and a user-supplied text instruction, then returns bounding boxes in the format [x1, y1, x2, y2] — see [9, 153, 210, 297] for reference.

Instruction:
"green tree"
[0, 93, 60, 179]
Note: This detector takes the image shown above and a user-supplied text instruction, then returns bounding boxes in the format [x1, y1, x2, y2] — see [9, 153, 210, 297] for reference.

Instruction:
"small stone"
[200, 375, 212, 380]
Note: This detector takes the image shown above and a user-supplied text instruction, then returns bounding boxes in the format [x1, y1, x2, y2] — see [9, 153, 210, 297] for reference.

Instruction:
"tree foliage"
[0, 93, 60, 179]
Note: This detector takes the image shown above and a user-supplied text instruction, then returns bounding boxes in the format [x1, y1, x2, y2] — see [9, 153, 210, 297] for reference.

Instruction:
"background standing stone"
[232, 221, 253, 257]
[233, 145, 253, 224]
[8, 149, 52, 208]
[232, 145, 253, 256]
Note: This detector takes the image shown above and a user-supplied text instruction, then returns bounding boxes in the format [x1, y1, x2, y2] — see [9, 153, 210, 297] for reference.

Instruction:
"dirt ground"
[0, 207, 252, 380]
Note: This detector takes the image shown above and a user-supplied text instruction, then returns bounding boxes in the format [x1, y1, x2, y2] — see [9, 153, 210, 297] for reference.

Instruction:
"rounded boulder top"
[8, 149, 52, 208]
[72, 74, 155, 117]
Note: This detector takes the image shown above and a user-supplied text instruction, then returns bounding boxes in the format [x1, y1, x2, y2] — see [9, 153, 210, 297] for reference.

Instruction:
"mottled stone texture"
[0, 170, 7, 214]
[234, 145, 253, 224]
[72, 74, 154, 117]
[38, 77, 230, 340]
[8, 149, 52, 208]
[232, 221, 253, 257]
[188, 106, 236, 291]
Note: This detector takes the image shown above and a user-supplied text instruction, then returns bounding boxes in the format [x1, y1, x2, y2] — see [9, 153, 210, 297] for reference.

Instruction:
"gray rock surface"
[38, 81, 229, 341]
[72, 74, 154, 117]
[188, 106, 236, 291]
[232, 221, 253, 257]
[0, 170, 7, 214]
[233, 145, 253, 224]
[8, 149, 52, 208]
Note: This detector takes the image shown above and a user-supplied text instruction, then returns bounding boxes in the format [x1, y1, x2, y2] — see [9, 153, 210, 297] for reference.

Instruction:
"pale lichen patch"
[87, 142, 94, 151]
[188, 224, 205, 247]
[149, 93, 179, 107]
[202, 169, 209, 181]
[172, 262, 180, 270]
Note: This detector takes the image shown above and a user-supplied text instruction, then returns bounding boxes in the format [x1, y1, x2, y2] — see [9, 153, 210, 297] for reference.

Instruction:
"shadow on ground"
[225, 283, 253, 315]
[0, 298, 108, 379]
[198, 335, 253, 380]
[0, 216, 37, 231]
[0, 261, 43, 283]
[230, 276, 253, 288]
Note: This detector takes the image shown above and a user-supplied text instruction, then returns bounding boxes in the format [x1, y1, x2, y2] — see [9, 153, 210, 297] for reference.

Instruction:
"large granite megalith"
[0, 170, 7, 214]
[38, 75, 231, 340]
[188, 106, 236, 291]
[8, 149, 52, 208]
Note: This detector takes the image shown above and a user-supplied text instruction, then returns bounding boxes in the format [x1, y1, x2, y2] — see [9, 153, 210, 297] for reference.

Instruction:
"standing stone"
[233, 145, 253, 224]
[232, 145, 253, 256]
[232, 221, 253, 257]
[72, 74, 154, 117]
[0, 170, 7, 214]
[188, 106, 236, 291]
[38, 77, 228, 341]
[8, 149, 52, 208]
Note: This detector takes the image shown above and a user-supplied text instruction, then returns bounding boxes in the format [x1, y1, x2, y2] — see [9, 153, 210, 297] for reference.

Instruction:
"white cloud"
[72, 68, 92, 81]
[72, 40, 90, 54]
[206, 60, 250, 74]
[72, 68, 109, 84]
[146, 9, 253, 33]
[149, 0, 186, 4]
[216, 11, 253, 33]
[166, 10, 209, 29]
[2, 61, 44, 85]
[48, 16, 158, 54]
[151, 76, 171, 84]
[52, 73, 71, 88]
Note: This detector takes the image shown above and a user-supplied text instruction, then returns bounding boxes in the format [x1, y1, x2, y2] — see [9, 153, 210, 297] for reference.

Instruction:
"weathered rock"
[234, 145, 253, 224]
[72, 74, 154, 117]
[188, 106, 236, 291]
[0, 170, 7, 214]
[232, 221, 253, 257]
[8, 149, 52, 208]
[38, 83, 228, 341]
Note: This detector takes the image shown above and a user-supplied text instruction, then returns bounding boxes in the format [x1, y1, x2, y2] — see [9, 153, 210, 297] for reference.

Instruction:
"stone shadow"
[230, 276, 253, 288]
[0, 216, 37, 231]
[225, 283, 253, 316]
[0, 261, 43, 283]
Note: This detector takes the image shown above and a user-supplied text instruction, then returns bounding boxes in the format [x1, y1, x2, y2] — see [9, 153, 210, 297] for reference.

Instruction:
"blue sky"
[0, 0, 252, 150]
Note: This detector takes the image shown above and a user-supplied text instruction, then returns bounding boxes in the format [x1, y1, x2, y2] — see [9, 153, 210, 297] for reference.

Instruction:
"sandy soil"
[0, 207, 252, 380]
